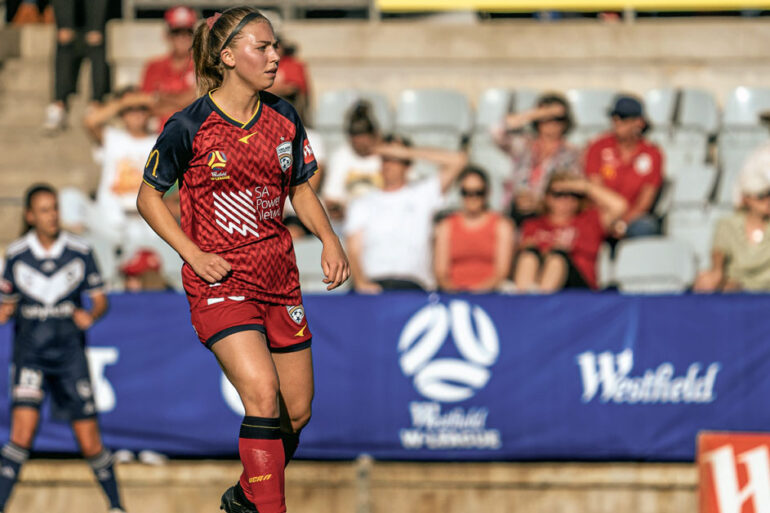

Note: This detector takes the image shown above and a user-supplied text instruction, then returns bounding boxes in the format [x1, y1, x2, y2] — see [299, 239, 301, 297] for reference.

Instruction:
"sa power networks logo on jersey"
[276, 140, 293, 172]
[397, 300, 502, 451]
[207, 151, 230, 181]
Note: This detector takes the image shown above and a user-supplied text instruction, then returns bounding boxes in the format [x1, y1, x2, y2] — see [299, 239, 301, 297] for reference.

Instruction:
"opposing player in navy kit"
[0, 184, 125, 513]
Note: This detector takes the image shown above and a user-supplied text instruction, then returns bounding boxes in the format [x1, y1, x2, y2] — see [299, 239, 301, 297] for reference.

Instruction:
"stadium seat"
[665, 206, 731, 270]
[716, 129, 769, 205]
[723, 87, 770, 126]
[614, 237, 697, 293]
[596, 242, 614, 290]
[468, 133, 510, 211]
[669, 164, 718, 207]
[644, 88, 677, 130]
[314, 89, 392, 155]
[513, 88, 539, 113]
[293, 237, 350, 293]
[474, 88, 513, 132]
[678, 88, 720, 135]
[565, 88, 617, 147]
[395, 89, 472, 150]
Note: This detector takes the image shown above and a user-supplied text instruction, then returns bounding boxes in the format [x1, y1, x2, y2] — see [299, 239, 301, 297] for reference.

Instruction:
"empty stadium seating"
[614, 237, 697, 293]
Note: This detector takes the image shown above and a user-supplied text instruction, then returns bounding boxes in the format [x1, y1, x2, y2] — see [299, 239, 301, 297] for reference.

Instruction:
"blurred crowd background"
[2, 0, 770, 298]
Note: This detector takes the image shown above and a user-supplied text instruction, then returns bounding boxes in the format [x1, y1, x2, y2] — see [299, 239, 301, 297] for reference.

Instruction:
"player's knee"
[84, 30, 103, 46]
[292, 406, 311, 431]
[240, 382, 280, 418]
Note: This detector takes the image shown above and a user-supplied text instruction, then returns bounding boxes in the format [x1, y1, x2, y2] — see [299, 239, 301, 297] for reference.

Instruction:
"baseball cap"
[164, 6, 197, 30]
[739, 165, 770, 197]
[609, 95, 645, 119]
[121, 249, 162, 277]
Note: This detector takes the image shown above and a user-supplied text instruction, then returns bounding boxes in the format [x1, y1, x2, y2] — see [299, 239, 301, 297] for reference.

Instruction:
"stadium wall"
[104, 18, 770, 104]
[13, 460, 695, 513]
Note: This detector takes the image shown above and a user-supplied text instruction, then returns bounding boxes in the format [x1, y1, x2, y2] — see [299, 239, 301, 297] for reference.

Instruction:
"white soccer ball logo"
[398, 300, 499, 403]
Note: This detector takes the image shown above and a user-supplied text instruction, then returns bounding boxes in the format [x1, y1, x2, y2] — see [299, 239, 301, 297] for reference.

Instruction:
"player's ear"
[220, 48, 235, 68]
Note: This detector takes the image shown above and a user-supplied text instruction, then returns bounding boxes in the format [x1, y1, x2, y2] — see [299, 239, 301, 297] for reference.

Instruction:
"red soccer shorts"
[188, 296, 312, 352]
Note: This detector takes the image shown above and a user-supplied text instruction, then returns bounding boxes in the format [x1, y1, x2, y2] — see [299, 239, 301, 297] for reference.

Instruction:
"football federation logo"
[398, 300, 499, 403]
[207, 151, 230, 180]
[286, 305, 305, 324]
[276, 141, 293, 172]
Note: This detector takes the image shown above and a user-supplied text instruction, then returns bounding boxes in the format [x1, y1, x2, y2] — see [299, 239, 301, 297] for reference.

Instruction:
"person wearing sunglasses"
[345, 134, 468, 293]
[514, 173, 627, 292]
[491, 93, 581, 225]
[434, 166, 515, 292]
[140, 6, 199, 131]
[695, 169, 770, 292]
[585, 95, 663, 239]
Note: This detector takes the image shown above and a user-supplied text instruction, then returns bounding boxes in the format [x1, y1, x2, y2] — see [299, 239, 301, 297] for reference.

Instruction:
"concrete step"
[0, 58, 53, 95]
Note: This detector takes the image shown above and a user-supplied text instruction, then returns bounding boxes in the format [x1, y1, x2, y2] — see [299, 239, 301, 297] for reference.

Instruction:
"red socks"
[238, 416, 286, 513]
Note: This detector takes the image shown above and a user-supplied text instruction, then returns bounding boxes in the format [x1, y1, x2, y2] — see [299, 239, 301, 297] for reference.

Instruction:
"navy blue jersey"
[1, 232, 103, 364]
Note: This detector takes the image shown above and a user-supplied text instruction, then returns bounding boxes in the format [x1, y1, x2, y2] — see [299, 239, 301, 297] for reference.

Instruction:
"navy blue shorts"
[11, 349, 96, 422]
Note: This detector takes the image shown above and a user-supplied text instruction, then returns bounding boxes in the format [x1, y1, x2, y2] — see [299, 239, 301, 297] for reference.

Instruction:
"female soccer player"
[136, 8, 349, 513]
[0, 184, 125, 513]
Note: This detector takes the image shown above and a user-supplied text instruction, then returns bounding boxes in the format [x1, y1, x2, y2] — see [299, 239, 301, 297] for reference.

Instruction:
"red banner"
[699, 432, 770, 513]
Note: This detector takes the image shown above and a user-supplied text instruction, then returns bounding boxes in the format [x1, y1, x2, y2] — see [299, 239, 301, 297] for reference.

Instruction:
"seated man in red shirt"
[585, 95, 663, 238]
[140, 6, 198, 131]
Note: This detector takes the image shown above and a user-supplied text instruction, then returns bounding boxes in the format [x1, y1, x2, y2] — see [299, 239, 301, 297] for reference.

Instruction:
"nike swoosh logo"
[238, 131, 259, 144]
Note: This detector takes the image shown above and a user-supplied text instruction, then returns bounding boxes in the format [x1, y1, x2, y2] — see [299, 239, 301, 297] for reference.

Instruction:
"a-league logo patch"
[276, 141, 293, 172]
[207, 151, 230, 180]
[286, 305, 305, 324]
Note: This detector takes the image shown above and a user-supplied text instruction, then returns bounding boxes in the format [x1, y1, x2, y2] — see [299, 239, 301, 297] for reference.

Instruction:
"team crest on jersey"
[207, 151, 230, 180]
[286, 305, 305, 324]
[276, 141, 293, 173]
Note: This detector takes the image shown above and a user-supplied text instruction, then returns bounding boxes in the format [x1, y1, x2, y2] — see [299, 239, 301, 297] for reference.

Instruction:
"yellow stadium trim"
[145, 149, 160, 177]
[377, 0, 770, 10]
[208, 89, 261, 128]
[142, 179, 158, 190]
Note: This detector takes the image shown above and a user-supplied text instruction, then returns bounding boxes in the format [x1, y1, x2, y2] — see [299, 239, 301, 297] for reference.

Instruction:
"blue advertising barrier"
[0, 292, 767, 461]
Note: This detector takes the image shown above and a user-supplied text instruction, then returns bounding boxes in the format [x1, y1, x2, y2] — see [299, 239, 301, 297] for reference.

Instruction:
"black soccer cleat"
[220, 482, 259, 513]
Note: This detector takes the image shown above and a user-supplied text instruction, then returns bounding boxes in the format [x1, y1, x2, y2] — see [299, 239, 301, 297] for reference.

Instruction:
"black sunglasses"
[460, 188, 486, 198]
[540, 116, 569, 123]
[756, 190, 770, 200]
[548, 191, 583, 199]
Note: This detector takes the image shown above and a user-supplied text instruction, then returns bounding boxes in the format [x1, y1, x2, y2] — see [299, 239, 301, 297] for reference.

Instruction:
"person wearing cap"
[121, 248, 168, 291]
[695, 168, 770, 292]
[140, 6, 199, 131]
[585, 95, 663, 239]
[83, 86, 157, 243]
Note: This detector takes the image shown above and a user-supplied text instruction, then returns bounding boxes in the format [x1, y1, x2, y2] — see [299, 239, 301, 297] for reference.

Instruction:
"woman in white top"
[321, 101, 382, 222]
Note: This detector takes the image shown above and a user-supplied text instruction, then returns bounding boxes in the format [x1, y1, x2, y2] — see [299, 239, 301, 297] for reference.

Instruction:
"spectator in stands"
[491, 93, 580, 225]
[43, 0, 110, 133]
[695, 169, 770, 292]
[120, 248, 169, 292]
[434, 166, 515, 292]
[345, 135, 467, 292]
[266, 37, 310, 124]
[83, 87, 157, 240]
[322, 102, 382, 223]
[140, 6, 198, 131]
[514, 173, 627, 292]
[585, 95, 663, 238]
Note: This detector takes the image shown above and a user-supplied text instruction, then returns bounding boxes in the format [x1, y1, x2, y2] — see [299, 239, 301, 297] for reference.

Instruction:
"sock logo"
[248, 473, 273, 483]
[398, 300, 499, 403]
[1, 465, 15, 479]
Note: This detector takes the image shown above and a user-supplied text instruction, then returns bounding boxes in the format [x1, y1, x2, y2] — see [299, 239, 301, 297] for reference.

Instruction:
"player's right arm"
[137, 116, 231, 284]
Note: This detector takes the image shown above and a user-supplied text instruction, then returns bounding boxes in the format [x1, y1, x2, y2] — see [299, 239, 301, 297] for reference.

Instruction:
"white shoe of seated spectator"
[138, 449, 168, 466]
[113, 449, 135, 464]
[42, 102, 66, 134]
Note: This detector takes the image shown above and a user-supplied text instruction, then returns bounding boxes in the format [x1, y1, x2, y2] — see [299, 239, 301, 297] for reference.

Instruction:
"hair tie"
[206, 12, 222, 30]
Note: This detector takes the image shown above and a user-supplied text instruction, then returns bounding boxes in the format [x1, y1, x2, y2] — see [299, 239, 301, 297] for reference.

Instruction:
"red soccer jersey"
[140, 54, 196, 130]
[143, 91, 318, 304]
[584, 133, 663, 206]
[520, 208, 605, 289]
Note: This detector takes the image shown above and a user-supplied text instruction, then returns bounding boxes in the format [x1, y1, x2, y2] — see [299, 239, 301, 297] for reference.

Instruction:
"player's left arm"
[289, 182, 350, 291]
[73, 291, 109, 331]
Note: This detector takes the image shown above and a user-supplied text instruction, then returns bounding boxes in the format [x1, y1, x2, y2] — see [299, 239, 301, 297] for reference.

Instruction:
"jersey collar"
[26, 231, 66, 260]
[206, 90, 263, 131]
